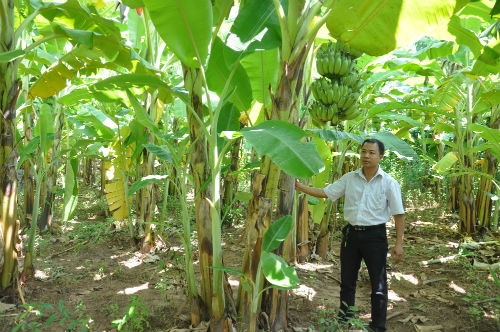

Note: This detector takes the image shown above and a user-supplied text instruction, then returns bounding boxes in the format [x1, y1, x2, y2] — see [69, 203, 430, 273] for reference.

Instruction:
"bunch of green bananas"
[308, 101, 337, 126]
[308, 41, 363, 127]
[335, 41, 364, 59]
[308, 101, 361, 126]
[340, 72, 362, 91]
[316, 49, 354, 78]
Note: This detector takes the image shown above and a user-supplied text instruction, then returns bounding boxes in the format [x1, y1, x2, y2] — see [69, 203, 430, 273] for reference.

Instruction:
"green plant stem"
[178, 170, 198, 299]
[116, 120, 134, 239]
[25, 166, 44, 272]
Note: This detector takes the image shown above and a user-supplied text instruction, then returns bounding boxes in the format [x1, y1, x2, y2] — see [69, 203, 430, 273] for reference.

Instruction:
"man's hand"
[294, 180, 327, 198]
[295, 179, 302, 190]
[390, 244, 403, 264]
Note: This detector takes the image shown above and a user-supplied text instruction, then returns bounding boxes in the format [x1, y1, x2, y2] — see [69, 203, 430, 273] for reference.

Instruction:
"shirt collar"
[355, 167, 385, 181]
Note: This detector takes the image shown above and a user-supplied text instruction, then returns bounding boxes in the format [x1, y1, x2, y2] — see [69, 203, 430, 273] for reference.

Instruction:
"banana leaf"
[326, 0, 458, 56]
[143, 0, 212, 68]
[240, 120, 325, 179]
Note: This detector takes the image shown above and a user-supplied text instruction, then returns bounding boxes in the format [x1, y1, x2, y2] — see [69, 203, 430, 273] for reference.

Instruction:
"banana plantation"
[1, 0, 499, 331]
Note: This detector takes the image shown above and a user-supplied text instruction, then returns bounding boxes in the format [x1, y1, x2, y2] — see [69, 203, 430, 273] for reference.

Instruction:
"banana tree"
[134, 0, 249, 328]
[225, 1, 334, 328]
[17, 101, 57, 278]
[0, 0, 21, 292]
[432, 74, 499, 233]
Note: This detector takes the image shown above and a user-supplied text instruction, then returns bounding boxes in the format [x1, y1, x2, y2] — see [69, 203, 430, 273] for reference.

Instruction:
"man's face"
[360, 142, 383, 168]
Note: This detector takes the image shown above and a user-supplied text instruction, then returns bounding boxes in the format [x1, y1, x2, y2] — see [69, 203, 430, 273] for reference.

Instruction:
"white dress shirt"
[323, 167, 404, 226]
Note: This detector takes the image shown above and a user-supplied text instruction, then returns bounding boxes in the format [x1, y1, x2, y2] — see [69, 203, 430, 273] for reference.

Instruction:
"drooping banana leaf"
[240, 48, 280, 109]
[309, 137, 333, 224]
[142, 0, 213, 68]
[206, 37, 253, 112]
[262, 215, 292, 252]
[313, 129, 418, 160]
[261, 251, 299, 290]
[326, 0, 459, 56]
[63, 156, 78, 222]
[104, 158, 128, 221]
[240, 120, 325, 179]
[433, 151, 459, 173]
[128, 175, 169, 196]
[229, 0, 281, 52]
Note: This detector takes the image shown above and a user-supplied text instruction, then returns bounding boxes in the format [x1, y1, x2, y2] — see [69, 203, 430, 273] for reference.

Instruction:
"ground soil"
[0, 200, 499, 332]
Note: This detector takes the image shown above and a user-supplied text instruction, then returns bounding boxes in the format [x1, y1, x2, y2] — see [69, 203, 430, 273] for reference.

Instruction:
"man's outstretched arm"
[295, 180, 328, 198]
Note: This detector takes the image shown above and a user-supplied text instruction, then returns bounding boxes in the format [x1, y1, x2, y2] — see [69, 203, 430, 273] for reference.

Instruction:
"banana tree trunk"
[137, 146, 155, 252]
[316, 141, 346, 258]
[475, 107, 499, 230]
[238, 156, 278, 328]
[82, 157, 95, 186]
[238, 41, 309, 330]
[183, 65, 214, 325]
[267, 171, 296, 330]
[0, 0, 20, 292]
[22, 113, 35, 229]
[100, 158, 106, 196]
[449, 175, 459, 213]
[296, 195, 309, 263]
[221, 136, 242, 222]
[459, 86, 477, 234]
[165, 118, 180, 197]
[316, 200, 333, 258]
[39, 105, 64, 231]
[475, 154, 496, 229]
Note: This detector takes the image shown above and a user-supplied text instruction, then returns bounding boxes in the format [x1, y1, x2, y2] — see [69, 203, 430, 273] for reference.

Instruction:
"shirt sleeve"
[387, 179, 405, 215]
[323, 173, 348, 201]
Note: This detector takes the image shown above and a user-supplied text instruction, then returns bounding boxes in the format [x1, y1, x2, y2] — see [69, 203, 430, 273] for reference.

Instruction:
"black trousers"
[339, 224, 388, 330]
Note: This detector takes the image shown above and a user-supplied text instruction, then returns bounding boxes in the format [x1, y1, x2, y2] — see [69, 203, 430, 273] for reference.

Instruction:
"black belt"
[348, 223, 386, 231]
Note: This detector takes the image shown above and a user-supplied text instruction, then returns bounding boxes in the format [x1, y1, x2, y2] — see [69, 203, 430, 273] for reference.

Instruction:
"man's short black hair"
[362, 138, 385, 155]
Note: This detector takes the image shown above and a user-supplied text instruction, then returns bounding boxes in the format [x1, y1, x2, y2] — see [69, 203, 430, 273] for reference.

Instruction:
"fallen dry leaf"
[414, 324, 444, 331]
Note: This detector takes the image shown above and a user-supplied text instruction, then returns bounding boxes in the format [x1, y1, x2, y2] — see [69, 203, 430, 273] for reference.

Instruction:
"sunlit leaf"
[261, 251, 299, 289]
[433, 152, 459, 173]
[143, 0, 212, 68]
[229, 0, 281, 52]
[206, 38, 252, 112]
[104, 160, 129, 221]
[63, 156, 79, 222]
[143, 144, 173, 163]
[241, 120, 325, 178]
[128, 175, 169, 195]
[240, 48, 279, 108]
[0, 49, 25, 63]
[263, 215, 292, 252]
[326, 0, 457, 56]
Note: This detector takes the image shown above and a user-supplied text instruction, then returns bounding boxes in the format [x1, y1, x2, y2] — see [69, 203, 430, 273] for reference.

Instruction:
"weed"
[111, 296, 150, 332]
[313, 306, 367, 332]
[13, 300, 91, 332]
[68, 220, 111, 243]
[107, 303, 120, 317]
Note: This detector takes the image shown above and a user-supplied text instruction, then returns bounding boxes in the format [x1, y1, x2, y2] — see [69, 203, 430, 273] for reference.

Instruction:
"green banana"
[311, 81, 320, 100]
[342, 95, 357, 110]
[344, 103, 357, 117]
[338, 55, 349, 76]
[344, 107, 360, 120]
[337, 93, 347, 109]
[331, 112, 339, 126]
[326, 104, 334, 120]
[332, 81, 340, 104]
[328, 53, 335, 74]
[316, 57, 322, 76]
[326, 87, 333, 104]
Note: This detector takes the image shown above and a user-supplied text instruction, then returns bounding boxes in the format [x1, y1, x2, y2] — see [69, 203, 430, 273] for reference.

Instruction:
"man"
[295, 138, 404, 332]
